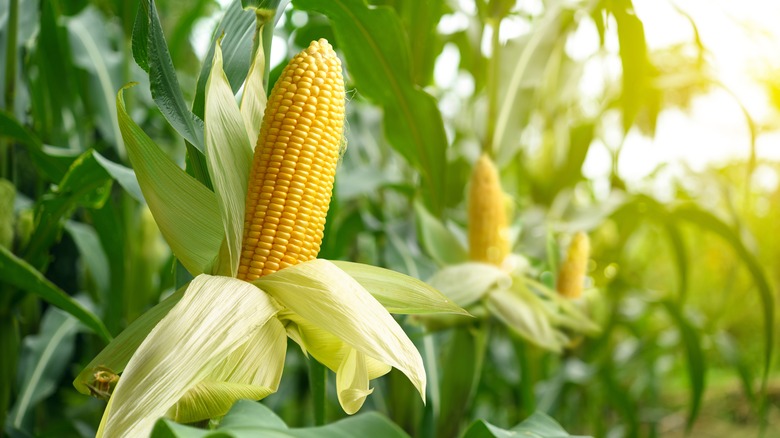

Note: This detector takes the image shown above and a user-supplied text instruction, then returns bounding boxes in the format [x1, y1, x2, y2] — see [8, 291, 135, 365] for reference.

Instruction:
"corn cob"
[468, 154, 509, 265]
[238, 39, 345, 281]
[556, 232, 590, 299]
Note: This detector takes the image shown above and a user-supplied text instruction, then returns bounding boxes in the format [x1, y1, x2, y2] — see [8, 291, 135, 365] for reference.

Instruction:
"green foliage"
[152, 399, 410, 437]
[295, 0, 449, 215]
[0, 0, 777, 436]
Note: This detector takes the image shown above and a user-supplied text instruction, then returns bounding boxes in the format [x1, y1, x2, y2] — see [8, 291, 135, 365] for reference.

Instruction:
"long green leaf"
[192, 0, 256, 119]
[23, 149, 113, 268]
[134, 0, 205, 150]
[117, 84, 223, 275]
[661, 300, 705, 431]
[671, 204, 774, 413]
[93, 151, 145, 203]
[295, 0, 448, 214]
[151, 399, 410, 437]
[0, 111, 78, 182]
[611, 2, 649, 132]
[0, 245, 110, 341]
[438, 327, 488, 438]
[462, 411, 585, 438]
[414, 201, 468, 266]
[65, 7, 124, 153]
[7, 307, 80, 433]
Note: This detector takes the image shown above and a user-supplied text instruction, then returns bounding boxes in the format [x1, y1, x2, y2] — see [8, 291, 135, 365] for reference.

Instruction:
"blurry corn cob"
[468, 154, 509, 266]
[556, 232, 590, 299]
[238, 39, 345, 281]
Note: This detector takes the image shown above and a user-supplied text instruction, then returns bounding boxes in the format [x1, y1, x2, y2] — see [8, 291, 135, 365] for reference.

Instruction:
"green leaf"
[438, 327, 488, 438]
[612, 2, 649, 132]
[0, 111, 79, 182]
[0, 245, 110, 342]
[204, 41, 254, 276]
[98, 275, 279, 437]
[0, 179, 13, 248]
[661, 300, 705, 431]
[462, 411, 586, 438]
[192, 0, 256, 119]
[7, 307, 80, 433]
[23, 149, 113, 267]
[65, 6, 124, 152]
[330, 260, 467, 315]
[74, 286, 185, 396]
[136, 0, 206, 150]
[414, 201, 467, 266]
[93, 151, 145, 203]
[131, 0, 150, 72]
[0, 316, 19, 436]
[670, 204, 774, 417]
[151, 399, 411, 437]
[65, 221, 110, 296]
[117, 84, 224, 275]
[295, 0, 448, 214]
[494, 8, 571, 163]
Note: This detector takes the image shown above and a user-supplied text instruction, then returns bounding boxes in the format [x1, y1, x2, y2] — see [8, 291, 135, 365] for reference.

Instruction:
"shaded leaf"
[7, 307, 80, 433]
[296, 0, 448, 214]
[414, 201, 467, 266]
[0, 245, 110, 341]
[192, 0, 256, 119]
[661, 300, 705, 431]
[671, 204, 774, 413]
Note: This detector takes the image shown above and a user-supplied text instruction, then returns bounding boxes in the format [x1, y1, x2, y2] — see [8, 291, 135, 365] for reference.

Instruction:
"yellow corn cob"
[468, 154, 509, 265]
[237, 39, 345, 281]
[556, 232, 590, 299]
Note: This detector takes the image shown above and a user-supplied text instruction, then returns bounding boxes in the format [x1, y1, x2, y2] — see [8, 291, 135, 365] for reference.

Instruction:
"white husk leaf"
[254, 259, 426, 400]
[336, 348, 372, 415]
[204, 42, 253, 276]
[486, 287, 562, 352]
[331, 261, 468, 315]
[428, 262, 511, 307]
[98, 275, 277, 437]
[239, 26, 267, 146]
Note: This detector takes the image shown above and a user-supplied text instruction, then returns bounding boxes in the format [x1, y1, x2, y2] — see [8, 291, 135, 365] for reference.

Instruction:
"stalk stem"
[483, 17, 501, 158]
[308, 357, 327, 425]
[2, 0, 19, 181]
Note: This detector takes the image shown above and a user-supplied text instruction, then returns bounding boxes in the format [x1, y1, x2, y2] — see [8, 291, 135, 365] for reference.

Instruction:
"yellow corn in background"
[556, 231, 590, 299]
[468, 154, 509, 265]
[238, 39, 345, 281]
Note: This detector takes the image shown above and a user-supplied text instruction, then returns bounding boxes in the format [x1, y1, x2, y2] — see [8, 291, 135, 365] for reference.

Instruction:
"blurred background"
[1, 0, 778, 436]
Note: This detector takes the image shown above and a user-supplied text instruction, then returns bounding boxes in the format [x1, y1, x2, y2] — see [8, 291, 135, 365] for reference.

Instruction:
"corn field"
[1, 0, 779, 437]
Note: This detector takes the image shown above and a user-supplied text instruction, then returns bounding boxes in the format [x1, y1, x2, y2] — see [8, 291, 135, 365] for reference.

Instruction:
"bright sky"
[589, 0, 780, 188]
